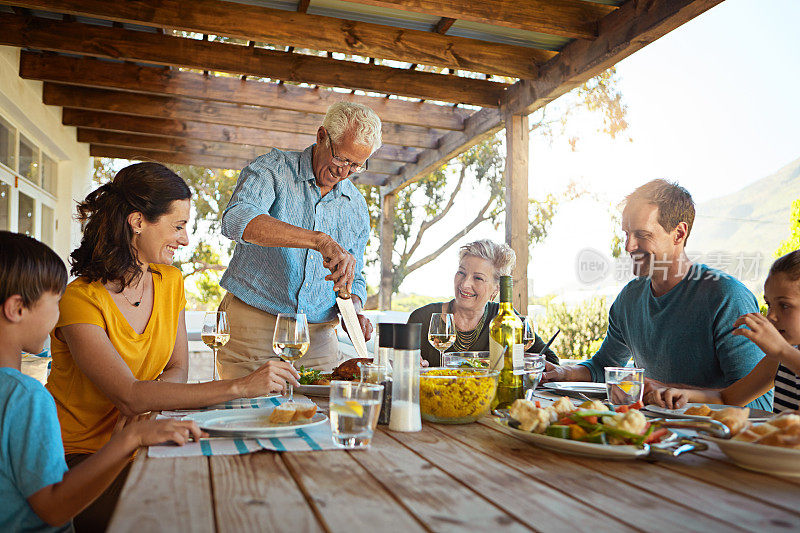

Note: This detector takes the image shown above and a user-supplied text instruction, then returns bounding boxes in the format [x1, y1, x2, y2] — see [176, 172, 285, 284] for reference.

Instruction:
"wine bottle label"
[511, 344, 524, 374]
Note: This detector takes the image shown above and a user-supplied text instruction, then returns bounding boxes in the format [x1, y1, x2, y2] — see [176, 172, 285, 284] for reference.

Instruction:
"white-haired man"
[218, 102, 381, 376]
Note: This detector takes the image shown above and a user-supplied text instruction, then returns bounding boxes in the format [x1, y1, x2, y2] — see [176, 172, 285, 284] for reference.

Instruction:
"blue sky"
[396, 0, 800, 298]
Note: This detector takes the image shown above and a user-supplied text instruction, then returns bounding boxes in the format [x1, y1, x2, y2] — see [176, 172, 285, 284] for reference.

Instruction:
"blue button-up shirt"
[220, 146, 370, 323]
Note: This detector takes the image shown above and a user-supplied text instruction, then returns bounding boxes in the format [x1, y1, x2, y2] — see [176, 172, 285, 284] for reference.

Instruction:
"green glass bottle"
[489, 275, 524, 409]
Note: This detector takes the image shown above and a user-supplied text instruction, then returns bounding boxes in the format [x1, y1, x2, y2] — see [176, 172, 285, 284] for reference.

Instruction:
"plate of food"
[184, 404, 327, 438]
[541, 382, 607, 398]
[497, 397, 677, 459]
[295, 358, 373, 396]
[645, 403, 774, 422]
[703, 410, 800, 476]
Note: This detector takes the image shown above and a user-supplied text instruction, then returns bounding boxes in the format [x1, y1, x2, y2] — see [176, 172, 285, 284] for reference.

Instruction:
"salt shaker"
[389, 323, 422, 432]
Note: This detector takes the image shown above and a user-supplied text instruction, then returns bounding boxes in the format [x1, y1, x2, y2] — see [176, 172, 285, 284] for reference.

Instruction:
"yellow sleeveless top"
[46, 264, 185, 454]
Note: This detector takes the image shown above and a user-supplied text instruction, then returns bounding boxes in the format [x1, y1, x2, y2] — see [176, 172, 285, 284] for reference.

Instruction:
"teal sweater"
[579, 263, 772, 411]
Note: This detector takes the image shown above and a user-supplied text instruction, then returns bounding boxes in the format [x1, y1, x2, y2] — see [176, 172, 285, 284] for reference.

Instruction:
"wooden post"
[504, 112, 529, 314]
[378, 191, 396, 311]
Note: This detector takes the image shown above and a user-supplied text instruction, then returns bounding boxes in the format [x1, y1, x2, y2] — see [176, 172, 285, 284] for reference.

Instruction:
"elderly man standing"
[544, 179, 772, 411]
[217, 102, 380, 377]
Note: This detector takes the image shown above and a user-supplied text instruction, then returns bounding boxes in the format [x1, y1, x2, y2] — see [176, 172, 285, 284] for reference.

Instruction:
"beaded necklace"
[448, 301, 489, 352]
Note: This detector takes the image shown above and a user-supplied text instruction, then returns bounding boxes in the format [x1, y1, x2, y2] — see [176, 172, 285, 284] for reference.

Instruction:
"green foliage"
[390, 293, 448, 312]
[538, 297, 609, 360]
[775, 198, 800, 258]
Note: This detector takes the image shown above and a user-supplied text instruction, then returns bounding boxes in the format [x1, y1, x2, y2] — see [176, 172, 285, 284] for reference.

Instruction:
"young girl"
[653, 250, 800, 412]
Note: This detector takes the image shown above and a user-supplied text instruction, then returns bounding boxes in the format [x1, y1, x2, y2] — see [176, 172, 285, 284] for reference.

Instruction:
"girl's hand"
[126, 419, 206, 447]
[238, 360, 300, 397]
[732, 313, 793, 358]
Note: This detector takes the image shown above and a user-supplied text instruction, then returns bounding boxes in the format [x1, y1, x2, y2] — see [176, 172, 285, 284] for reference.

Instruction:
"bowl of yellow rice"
[419, 368, 499, 424]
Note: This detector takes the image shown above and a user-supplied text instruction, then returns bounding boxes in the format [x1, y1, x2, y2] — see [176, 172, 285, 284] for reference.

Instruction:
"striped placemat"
[149, 395, 339, 457]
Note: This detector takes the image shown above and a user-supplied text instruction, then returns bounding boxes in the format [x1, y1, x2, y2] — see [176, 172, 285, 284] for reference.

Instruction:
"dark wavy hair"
[0, 231, 67, 307]
[70, 162, 191, 288]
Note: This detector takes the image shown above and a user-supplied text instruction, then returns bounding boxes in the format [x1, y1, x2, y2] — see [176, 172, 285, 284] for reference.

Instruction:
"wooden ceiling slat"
[43, 83, 444, 149]
[20, 52, 469, 131]
[81, 129, 405, 175]
[0, 14, 506, 106]
[89, 144, 253, 171]
[0, 0, 553, 78]
[89, 143, 397, 183]
[502, 0, 725, 116]
[66, 111, 422, 163]
[342, 0, 616, 40]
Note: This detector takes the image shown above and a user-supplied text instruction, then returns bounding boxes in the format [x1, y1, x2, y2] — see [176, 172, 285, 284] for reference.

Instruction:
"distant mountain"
[688, 156, 800, 291]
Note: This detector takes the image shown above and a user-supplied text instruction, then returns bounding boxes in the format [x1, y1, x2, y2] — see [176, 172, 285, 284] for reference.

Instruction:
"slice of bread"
[292, 404, 318, 422]
[269, 404, 296, 424]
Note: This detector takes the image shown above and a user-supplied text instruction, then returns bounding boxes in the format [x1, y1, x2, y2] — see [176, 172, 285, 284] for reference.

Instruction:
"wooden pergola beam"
[386, 0, 724, 192]
[78, 129, 404, 175]
[0, 14, 507, 106]
[383, 108, 503, 192]
[502, 0, 725, 116]
[0, 0, 554, 78]
[343, 0, 617, 40]
[20, 52, 470, 131]
[66, 111, 422, 163]
[43, 83, 445, 150]
[88, 144, 388, 185]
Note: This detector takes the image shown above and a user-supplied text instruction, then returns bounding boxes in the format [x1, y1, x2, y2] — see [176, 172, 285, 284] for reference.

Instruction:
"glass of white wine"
[272, 313, 310, 402]
[428, 313, 455, 367]
[521, 316, 536, 351]
[201, 311, 230, 381]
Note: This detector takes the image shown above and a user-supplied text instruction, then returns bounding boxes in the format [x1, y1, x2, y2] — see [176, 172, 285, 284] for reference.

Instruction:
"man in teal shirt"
[544, 180, 772, 411]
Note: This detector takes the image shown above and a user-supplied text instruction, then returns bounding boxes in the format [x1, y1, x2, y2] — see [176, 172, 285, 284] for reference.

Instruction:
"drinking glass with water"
[521, 354, 545, 401]
[329, 381, 384, 449]
[605, 367, 644, 406]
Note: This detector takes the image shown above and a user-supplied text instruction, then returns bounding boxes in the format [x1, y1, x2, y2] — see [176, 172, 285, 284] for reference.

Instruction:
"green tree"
[539, 297, 610, 360]
[776, 198, 800, 257]
[362, 67, 630, 303]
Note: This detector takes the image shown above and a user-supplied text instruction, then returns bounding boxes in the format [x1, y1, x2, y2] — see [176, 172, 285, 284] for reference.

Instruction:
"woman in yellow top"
[46, 163, 298, 531]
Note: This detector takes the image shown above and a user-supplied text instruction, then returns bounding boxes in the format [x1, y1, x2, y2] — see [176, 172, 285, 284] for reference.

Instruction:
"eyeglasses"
[325, 128, 368, 174]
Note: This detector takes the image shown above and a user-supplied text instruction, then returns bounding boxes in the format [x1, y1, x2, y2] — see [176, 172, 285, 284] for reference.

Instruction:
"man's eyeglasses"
[325, 129, 368, 173]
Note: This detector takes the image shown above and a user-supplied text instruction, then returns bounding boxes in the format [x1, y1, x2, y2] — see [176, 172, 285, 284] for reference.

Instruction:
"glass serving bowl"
[419, 367, 499, 424]
[441, 351, 490, 369]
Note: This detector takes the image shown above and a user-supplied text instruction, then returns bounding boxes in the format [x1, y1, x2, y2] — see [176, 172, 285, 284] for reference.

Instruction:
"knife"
[336, 289, 370, 359]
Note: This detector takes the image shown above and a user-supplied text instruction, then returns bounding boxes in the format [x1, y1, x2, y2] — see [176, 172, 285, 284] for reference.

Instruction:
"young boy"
[0, 231, 203, 532]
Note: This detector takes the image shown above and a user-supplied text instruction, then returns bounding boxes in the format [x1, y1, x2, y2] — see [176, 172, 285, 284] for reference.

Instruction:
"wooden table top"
[109, 408, 800, 533]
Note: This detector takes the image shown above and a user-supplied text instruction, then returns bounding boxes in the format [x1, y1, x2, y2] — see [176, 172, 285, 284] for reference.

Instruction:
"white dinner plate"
[542, 382, 607, 397]
[645, 403, 774, 422]
[495, 418, 675, 459]
[185, 407, 328, 437]
[296, 372, 332, 396]
[705, 436, 800, 477]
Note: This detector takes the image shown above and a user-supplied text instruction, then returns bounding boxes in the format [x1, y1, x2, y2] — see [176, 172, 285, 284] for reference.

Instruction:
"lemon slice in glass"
[617, 380, 634, 394]
[330, 400, 364, 418]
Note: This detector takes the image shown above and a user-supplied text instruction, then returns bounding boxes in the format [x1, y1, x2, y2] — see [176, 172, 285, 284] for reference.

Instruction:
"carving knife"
[335, 289, 370, 359]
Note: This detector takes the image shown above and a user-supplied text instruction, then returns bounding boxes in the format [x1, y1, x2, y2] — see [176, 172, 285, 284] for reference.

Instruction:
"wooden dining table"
[108, 399, 800, 533]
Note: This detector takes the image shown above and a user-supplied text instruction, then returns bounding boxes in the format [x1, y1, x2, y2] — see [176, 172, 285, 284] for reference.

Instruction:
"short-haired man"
[218, 102, 381, 376]
[544, 179, 772, 411]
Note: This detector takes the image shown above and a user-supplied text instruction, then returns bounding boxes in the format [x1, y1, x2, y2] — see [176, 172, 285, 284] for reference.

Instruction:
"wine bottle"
[489, 275, 524, 409]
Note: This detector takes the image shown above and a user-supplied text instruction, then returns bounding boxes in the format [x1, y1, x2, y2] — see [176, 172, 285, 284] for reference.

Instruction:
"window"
[41, 152, 57, 195]
[18, 191, 34, 237]
[41, 204, 54, 247]
[19, 134, 39, 184]
[0, 181, 8, 231]
[0, 116, 13, 170]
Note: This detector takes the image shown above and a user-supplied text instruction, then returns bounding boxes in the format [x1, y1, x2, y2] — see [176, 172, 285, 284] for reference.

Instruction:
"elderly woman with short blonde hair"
[408, 239, 557, 366]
